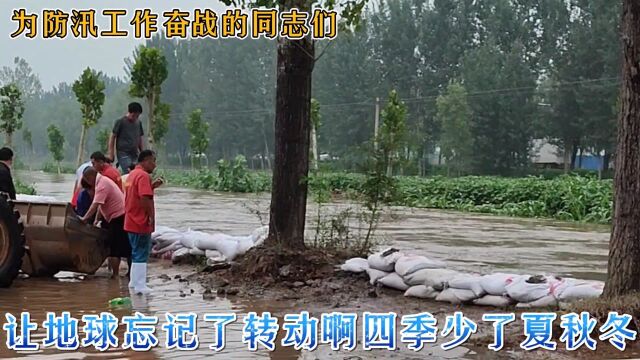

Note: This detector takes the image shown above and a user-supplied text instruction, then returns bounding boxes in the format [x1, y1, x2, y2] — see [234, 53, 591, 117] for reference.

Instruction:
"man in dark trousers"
[108, 102, 144, 175]
[0, 147, 16, 200]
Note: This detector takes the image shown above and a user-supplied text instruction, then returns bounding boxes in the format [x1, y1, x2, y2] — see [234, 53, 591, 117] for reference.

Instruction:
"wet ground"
[0, 171, 623, 359]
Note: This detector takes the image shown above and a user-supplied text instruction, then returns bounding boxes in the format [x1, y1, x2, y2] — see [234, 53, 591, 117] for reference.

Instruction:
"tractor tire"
[0, 194, 25, 287]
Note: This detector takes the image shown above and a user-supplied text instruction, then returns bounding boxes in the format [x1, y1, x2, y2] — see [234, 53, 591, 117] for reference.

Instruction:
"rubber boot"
[128, 263, 138, 289]
[134, 263, 152, 295]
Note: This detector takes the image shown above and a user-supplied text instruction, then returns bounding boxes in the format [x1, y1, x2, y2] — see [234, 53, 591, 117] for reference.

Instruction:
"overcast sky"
[0, 1, 231, 89]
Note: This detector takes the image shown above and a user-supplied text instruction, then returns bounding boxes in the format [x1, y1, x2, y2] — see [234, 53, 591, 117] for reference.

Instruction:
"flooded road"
[0, 171, 612, 359]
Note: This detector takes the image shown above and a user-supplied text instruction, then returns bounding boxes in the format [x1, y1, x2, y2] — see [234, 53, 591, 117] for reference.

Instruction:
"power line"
[161, 76, 621, 118]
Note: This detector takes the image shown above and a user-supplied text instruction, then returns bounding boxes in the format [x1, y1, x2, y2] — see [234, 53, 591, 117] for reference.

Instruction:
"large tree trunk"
[603, 0, 640, 298]
[76, 125, 87, 167]
[266, 33, 315, 250]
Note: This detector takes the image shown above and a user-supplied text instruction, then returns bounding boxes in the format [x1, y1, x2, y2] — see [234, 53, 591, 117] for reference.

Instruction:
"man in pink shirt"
[79, 167, 132, 278]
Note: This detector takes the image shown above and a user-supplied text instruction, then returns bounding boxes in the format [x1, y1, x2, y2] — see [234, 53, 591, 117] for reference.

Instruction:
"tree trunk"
[147, 94, 155, 151]
[603, 150, 611, 171]
[76, 125, 87, 167]
[563, 140, 572, 174]
[570, 141, 579, 170]
[5, 133, 13, 148]
[603, 0, 640, 298]
[310, 124, 318, 171]
[266, 33, 315, 251]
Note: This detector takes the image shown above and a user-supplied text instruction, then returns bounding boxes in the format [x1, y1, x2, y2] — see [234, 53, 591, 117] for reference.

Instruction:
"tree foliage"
[186, 109, 209, 168]
[0, 84, 25, 147]
[72, 67, 105, 165]
[47, 124, 65, 173]
[437, 81, 472, 176]
[128, 46, 169, 150]
[0, 57, 42, 99]
[377, 90, 407, 176]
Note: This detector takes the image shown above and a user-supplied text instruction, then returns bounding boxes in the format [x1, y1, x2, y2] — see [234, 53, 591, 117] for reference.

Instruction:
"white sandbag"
[435, 288, 477, 304]
[366, 268, 390, 285]
[473, 295, 514, 307]
[394, 255, 446, 277]
[404, 285, 440, 299]
[188, 248, 206, 256]
[171, 247, 191, 262]
[237, 236, 255, 254]
[479, 273, 520, 296]
[505, 275, 559, 303]
[556, 282, 604, 302]
[152, 225, 179, 236]
[404, 268, 460, 289]
[516, 294, 558, 308]
[205, 250, 224, 262]
[180, 235, 195, 249]
[378, 273, 409, 291]
[250, 226, 269, 245]
[151, 241, 183, 255]
[367, 248, 403, 272]
[340, 258, 369, 273]
[447, 274, 486, 297]
[191, 232, 242, 261]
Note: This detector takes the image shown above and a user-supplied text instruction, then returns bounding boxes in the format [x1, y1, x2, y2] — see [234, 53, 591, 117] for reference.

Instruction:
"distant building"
[530, 139, 612, 170]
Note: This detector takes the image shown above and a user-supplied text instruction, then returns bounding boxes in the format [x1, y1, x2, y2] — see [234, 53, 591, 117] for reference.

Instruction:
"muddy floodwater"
[0, 171, 612, 359]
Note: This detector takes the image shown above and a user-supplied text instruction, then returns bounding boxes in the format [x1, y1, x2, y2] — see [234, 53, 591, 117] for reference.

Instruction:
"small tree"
[0, 83, 25, 147]
[22, 127, 33, 155]
[96, 128, 110, 154]
[310, 98, 321, 171]
[186, 109, 209, 169]
[437, 81, 473, 176]
[72, 68, 105, 167]
[129, 46, 169, 151]
[47, 124, 65, 174]
[154, 101, 171, 164]
[377, 90, 407, 177]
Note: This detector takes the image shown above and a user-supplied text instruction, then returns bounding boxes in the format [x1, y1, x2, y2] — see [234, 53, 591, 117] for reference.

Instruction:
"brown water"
[0, 171, 612, 359]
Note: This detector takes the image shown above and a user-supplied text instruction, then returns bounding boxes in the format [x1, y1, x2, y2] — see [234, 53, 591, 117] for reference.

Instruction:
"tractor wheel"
[0, 195, 25, 287]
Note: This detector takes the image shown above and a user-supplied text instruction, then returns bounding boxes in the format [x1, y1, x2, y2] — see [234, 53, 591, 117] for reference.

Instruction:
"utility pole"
[374, 97, 380, 150]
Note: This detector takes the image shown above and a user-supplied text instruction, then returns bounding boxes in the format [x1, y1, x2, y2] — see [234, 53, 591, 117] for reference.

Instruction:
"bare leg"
[109, 257, 121, 279]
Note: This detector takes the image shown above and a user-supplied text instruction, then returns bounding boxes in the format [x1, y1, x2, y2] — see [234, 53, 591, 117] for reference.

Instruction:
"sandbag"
[171, 247, 191, 262]
[505, 275, 559, 303]
[366, 268, 390, 285]
[188, 248, 206, 256]
[151, 241, 183, 255]
[378, 273, 409, 291]
[435, 288, 477, 304]
[447, 274, 486, 297]
[516, 294, 558, 308]
[250, 226, 269, 245]
[205, 250, 224, 262]
[473, 295, 514, 307]
[556, 282, 604, 302]
[192, 232, 242, 261]
[340, 258, 369, 273]
[404, 285, 440, 299]
[236, 236, 255, 254]
[479, 273, 520, 296]
[394, 255, 446, 277]
[367, 248, 403, 272]
[403, 268, 459, 289]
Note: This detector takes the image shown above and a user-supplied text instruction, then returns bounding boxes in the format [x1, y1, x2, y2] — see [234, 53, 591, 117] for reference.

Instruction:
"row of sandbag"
[340, 248, 604, 308]
[151, 225, 269, 263]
